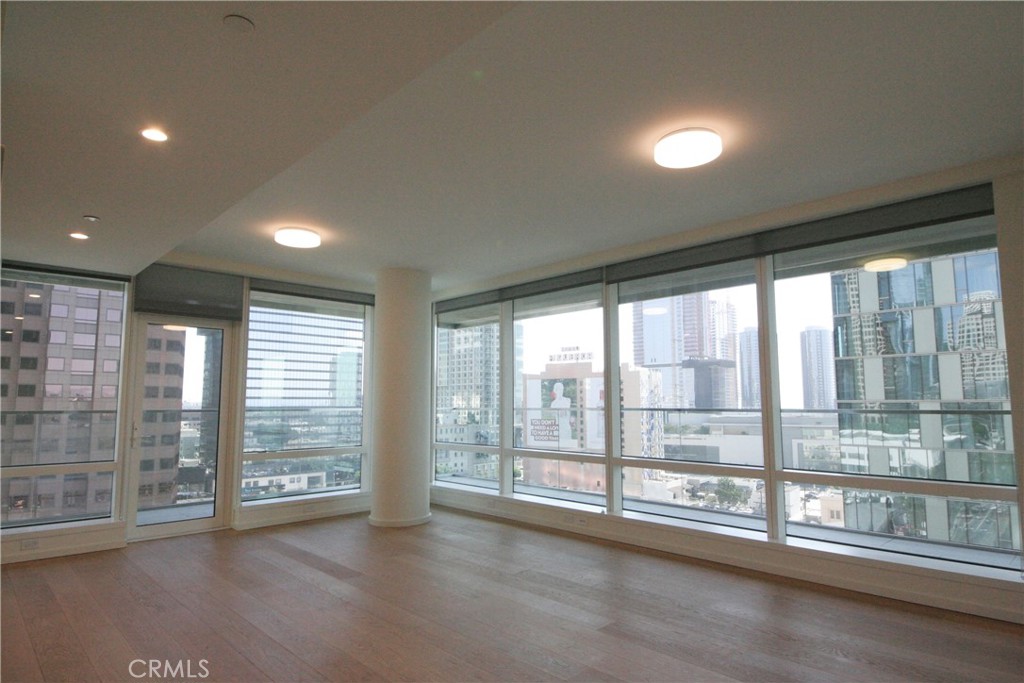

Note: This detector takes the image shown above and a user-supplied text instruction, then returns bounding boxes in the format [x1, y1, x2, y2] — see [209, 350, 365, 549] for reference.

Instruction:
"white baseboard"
[1, 520, 127, 563]
[431, 485, 1024, 624]
[368, 512, 432, 527]
[232, 491, 372, 531]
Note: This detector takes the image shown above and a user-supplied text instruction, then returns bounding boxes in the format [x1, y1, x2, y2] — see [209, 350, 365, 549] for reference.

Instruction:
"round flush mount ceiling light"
[864, 257, 908, 272]
[274, 227, 321, 249]
[654, 128, 723, 169]
[141, 128, 168, 142]
[69, 232, 90, 240]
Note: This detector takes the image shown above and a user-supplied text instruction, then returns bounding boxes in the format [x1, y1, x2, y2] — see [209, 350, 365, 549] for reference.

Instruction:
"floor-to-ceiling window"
[617, 260, 766, 531]
[241, 287, 370, 502]
[432, 186, 1020, 570]
[435, 303, 501, 490]
[774, 217, 1018, 565]
[512, 285, 606, 505]
[1, 270, 127, 528]
[1, 267, 375, 544]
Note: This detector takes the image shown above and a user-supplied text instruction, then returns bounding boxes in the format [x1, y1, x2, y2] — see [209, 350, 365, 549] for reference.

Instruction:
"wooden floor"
[3, 507, 1022, 683]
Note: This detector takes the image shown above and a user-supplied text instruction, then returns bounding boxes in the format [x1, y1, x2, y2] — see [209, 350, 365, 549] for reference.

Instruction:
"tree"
[715, 477, 746, 507]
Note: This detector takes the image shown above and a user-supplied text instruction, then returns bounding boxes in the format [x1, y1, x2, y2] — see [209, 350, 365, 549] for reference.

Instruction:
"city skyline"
[432, 245, 1017, 556]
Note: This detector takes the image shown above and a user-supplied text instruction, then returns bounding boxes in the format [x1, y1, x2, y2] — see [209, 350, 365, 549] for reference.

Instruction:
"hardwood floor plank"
[250, 540, 583, 682]
[123, 542, 328, 683]
[190, 537, 432, 681]
[71, 549, 268, 683]
[1, 567, 46, 683]
[34, 562, 141, 683]
[3, 508, 1021, 683]
[175, 557, 380, 682]
[152, 538, 385, 682]
[239, 549, 499, 682]
[4, 561, 102, 683]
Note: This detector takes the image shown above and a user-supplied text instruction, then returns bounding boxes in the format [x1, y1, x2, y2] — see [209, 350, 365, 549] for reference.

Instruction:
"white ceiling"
[3, 2, 1022, 293]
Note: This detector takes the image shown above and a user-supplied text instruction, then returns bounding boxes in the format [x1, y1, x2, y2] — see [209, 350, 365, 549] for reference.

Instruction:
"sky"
[517, 273, 835, 408]
[180, 273, 838, 409]
[182, 327, 208, 405]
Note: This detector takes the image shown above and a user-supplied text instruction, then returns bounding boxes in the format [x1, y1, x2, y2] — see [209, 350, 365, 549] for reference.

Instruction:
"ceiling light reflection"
[864, 257, 908, 272]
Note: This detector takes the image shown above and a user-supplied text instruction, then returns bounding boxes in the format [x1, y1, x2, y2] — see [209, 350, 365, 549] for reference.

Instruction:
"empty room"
[2, 2, 1022, 682]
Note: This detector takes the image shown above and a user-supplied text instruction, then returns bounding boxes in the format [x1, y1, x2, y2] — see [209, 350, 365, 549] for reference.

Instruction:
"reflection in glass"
[514, 457, 605, 506]
[785, 482, 1020, 563]
[1, 472, 113, 527]
[777, 246, 1014, 488]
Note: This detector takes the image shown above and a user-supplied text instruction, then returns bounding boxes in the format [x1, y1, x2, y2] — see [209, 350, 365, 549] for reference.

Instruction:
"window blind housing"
[134, 264, 244, 320]
[435, 184, 995, 314]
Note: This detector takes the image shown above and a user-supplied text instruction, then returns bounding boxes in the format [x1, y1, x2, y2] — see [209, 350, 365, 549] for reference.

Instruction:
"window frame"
[1, 269, 128, 530]
[239, 287, 373, 504]
[432, 186, 1021, 570]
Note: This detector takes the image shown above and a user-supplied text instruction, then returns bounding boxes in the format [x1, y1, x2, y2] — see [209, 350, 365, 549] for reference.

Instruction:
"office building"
[738, 327, 761, 409]
[801, 327, 836, 410]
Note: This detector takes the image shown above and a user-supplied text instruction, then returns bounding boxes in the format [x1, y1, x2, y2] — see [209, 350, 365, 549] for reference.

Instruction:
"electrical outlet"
[576, 516, 588, 527]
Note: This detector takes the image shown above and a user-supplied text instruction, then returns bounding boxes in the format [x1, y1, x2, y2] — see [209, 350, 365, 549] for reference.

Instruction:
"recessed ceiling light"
[141, 128, 168, 142]
[864, 257, 908, 272]
[83, 215, 100, 222]
[69, 232, 90, 240]
[274, 227, 321, 249]
[654, 128, 723, 169]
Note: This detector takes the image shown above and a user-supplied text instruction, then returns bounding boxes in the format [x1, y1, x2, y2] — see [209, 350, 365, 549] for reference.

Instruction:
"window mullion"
[2, 462, 117, 478]
[362, 305, 374, 493]
[758, 254, 786, 542]
[510, 449, 605, 465]
[242, 445, 365, 463]
[604, 282, 622, 515]
[499, 300, 515, 496]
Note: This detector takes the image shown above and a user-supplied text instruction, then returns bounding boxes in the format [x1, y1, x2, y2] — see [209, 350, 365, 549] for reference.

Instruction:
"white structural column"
[369, 268, 432, 527]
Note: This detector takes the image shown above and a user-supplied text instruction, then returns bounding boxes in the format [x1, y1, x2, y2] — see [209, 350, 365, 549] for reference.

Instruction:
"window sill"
[240, 488, 364, 508]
